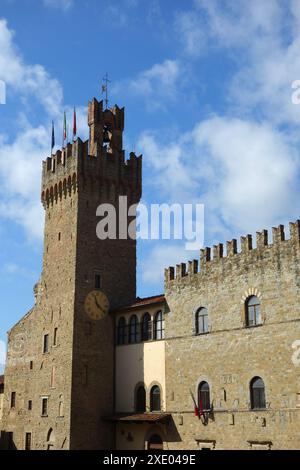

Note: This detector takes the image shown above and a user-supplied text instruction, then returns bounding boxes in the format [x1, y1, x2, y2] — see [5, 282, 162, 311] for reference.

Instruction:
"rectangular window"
[43, 334, 49, 353]
[53, 328, 58, 346]
[11, 392, 16, 408]
[28, 400, 32, 411]
[41, 398, 48, 416]
[95, 273, 101, 289]
[30, 361, 33, 370]
[25, 433, 32, 451]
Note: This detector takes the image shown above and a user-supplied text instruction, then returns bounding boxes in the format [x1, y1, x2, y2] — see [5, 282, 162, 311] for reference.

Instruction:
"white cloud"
[174, 11, 207, 58]
[0, 340, 6, 373]
[138, 116, 300, 238]
[141, 242, 196, 285]
[175, 0, 300, 126]
[43, 0, 73, 11]
[0, 125, 48, 240]
[0, 20, 89, 241]
[1, 262, 37, 279]
[113, 59, 182, 110]
[0, 19, 63, 115]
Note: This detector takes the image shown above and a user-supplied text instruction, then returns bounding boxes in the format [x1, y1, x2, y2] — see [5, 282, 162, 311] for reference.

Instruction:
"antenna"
[102, 73, 111, 109]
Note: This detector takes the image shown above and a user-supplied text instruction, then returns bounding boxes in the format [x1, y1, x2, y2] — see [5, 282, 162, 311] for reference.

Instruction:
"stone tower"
[0, 97, 142, 450]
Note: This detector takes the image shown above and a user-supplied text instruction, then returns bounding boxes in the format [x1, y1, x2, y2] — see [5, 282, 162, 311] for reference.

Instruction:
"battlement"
[41, 98, 142, 207]
[164, 221, 300, 285]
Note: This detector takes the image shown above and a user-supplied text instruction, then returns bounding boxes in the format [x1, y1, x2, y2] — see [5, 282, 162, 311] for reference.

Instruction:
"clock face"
[84, 290, 110, 321]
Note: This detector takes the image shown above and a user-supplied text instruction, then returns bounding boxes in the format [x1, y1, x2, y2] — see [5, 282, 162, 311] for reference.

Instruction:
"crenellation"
[213, 243, 224, 260]
[164, 221, 300, 289]
[188, 259, 198, 275]
[289, 220, 300, 244]
[256, 229, 268, 249]
[41, 101, 142, 208]
[226, 239, 238, 256]
[165, 266, 175, 282]
[200, 247, 211, 272]
[241, 234, 252, 252]
[176, 263, 187, 278]
[272, 224, 285, 244]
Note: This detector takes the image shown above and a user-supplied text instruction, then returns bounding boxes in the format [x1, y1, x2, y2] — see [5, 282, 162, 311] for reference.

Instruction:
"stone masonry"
[0, 98, 142, 450]
[164, 223, 300, 449]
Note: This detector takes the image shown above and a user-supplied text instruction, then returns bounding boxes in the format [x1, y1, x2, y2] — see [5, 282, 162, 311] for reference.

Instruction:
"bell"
[103, 130, 110, 144]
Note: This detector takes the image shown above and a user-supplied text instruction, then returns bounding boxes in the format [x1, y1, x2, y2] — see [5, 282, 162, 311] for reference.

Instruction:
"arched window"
[136, 385, 146, 412]
[150, 385, 161, 411]
[154, 311, 165, 340]
[196, 308, 209, 334]
[117, 317, 127, 345]
[246, 296, 261, 327]
[250, 377, 266, 409]
[141, 313, 151, 341]
[129, 315, 139, 343]
[198, 381, 210, 411]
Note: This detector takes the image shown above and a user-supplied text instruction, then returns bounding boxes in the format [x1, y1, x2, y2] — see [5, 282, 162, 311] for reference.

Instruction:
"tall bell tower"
[41, 97, 142, 449]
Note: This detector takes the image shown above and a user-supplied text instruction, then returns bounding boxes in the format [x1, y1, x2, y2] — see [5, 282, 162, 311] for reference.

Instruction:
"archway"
[148, 434, 163, 450]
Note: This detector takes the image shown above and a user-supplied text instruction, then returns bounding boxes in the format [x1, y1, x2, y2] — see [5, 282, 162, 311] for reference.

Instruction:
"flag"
[189, 389, 199, 418]
[51, 121, 55, 153]
[73, 107, 77, 139]
[63, 111, 67, 141]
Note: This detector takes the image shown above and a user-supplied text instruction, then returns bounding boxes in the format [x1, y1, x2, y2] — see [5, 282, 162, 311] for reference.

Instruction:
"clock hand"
[93, 295, 104, 313]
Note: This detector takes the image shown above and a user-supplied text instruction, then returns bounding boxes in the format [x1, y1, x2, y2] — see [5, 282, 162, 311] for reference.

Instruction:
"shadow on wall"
[0, 431, 17, 450]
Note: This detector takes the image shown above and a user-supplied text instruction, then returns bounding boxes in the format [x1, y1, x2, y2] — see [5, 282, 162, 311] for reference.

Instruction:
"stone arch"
[144, 426, 165, 450]
[241, 287, 262, 304]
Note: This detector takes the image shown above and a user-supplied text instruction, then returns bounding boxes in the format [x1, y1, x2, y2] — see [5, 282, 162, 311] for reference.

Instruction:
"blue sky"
[1, 0, 300, 368]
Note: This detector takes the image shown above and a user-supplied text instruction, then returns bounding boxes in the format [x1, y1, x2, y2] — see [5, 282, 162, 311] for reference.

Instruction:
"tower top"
[41, 95, 142, 208]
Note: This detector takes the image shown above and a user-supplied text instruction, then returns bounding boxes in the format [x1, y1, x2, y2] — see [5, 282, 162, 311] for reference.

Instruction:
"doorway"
[148, 434, 163, 450]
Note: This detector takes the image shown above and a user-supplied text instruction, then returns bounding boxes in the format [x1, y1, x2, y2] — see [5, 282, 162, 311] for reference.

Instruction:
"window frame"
[10, 391, 16, 409]
[43, 334, 49, 354]
[196, 308, 209, 335]
[198, 381, 211, 411]
[245, 296, 262, 327]
[94, 272, 102, 290]
[25, 432, 32, 451]
[116, 317, 127, 345]
[154, 311, 165, 340]
[150, 385, 161, 412]
[250, 376, 266, 410]
[129, 315, 139, 344]
[41, 397, 48, 417]
[141, 313, 152, 342]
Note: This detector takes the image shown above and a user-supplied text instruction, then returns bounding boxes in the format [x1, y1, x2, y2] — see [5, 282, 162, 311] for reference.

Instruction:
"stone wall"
[164, 221, 300, 449]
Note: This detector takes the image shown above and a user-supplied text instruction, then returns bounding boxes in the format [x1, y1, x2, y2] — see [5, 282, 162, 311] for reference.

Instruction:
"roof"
[112, 294, 165, 314]
[103, 412, 171, 424]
